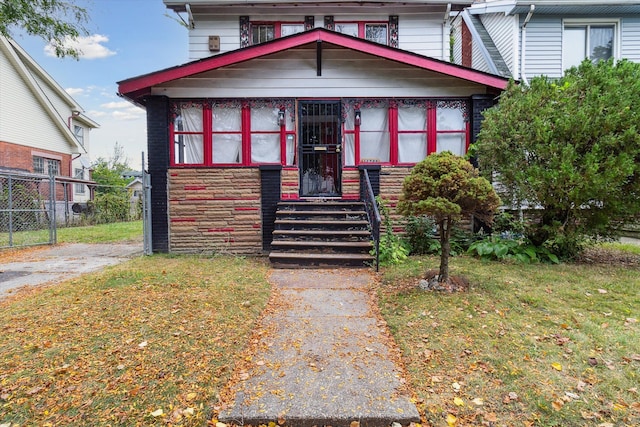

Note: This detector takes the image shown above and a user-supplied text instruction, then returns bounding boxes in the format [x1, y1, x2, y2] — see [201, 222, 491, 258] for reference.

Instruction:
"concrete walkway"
[218, 269, 420, 427]
[0, 243, 142, 298]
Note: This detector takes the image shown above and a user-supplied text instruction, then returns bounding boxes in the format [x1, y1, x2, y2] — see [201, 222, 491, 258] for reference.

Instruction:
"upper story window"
[251, 22, 304, 45]
[74, 125, 84, 146]
[335, 22, 389, 45]
[563, 21, 617, 70]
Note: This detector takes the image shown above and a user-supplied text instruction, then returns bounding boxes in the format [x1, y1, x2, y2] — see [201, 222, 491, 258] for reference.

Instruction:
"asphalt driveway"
[0, 243, 142, 298]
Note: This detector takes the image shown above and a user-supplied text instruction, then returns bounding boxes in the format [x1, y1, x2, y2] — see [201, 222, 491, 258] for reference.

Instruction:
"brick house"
[118, 0, 508, 262]
[0, 36, 99, 203]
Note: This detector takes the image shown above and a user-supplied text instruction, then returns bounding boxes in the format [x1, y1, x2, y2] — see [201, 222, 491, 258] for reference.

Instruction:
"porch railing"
[361, 168, 381, 271]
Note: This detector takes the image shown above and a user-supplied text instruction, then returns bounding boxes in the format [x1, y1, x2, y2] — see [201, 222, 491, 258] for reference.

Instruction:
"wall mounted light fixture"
[354, 109, 361, 126]
[278, 109, 286, 126]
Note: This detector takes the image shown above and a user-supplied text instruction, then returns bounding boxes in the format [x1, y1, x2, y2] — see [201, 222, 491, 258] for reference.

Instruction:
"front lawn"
[378, 254, 640, 426]
[0, 255, 271, 426]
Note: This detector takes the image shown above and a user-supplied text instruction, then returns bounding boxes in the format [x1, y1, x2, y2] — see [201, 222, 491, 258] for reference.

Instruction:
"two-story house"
[452, 0, 640, 82]
[0, 36, 99, 203]
[118, 0, 509, 260]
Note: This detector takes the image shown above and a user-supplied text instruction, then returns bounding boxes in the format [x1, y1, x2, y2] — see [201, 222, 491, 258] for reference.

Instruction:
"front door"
[299, 101, 342, 197]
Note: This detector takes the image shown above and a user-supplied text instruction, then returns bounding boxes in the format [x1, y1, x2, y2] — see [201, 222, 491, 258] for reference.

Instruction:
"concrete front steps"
[269, 200, 374, 268]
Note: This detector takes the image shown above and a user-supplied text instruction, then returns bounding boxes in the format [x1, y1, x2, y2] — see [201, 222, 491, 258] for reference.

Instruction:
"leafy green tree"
[398, 152, 500, 283]
[476, 59, 640, 258]
[90, 144, 134, 223]
[0, 0, 89, 58]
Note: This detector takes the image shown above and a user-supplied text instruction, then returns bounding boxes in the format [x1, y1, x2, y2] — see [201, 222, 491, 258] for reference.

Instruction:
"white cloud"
[65, 87, 85, 96]
[112, 107, 145, 121]
[101, 101, 133, 109]
[86, 110, 108, 118]
[45, 34, 116, 59]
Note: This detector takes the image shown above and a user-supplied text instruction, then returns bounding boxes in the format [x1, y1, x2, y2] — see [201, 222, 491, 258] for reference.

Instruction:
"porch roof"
[117, 28, 509, 106]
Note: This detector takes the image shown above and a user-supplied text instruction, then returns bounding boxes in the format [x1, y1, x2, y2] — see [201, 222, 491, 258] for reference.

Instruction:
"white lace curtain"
[174, 105, 204, 164]
[436, 106, 466, 156]
[251, 107, 281, 163]
[213, 107, 242, 163]
[398, 105, 427, 163]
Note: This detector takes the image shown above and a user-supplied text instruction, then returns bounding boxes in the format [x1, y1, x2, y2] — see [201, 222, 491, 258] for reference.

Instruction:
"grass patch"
[378, 255, 640, 426]
[1, 221, 143, 248]
[599, 241, 640, 256]
[56, 221, 143, 244]
[0, 255, 270, 426]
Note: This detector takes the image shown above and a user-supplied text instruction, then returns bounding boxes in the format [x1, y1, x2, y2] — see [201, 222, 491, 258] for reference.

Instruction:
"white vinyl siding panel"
[189, 14, 240, 59]
[187, 12, 450, 59]
[396, 13, 447, 59]
[31, 72, 74, 120]
[481, 13, 517, 76]
[471, 41, 492, 73]
[0, 48, 71, 154]
[152, 47, 489, 98]
[521, 16, 563, 80]
[451, 17, 463, 65]
[621, 17, 640, 62]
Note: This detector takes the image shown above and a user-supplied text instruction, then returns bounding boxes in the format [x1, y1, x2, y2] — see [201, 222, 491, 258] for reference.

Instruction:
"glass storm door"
[299, 101, 342, 197]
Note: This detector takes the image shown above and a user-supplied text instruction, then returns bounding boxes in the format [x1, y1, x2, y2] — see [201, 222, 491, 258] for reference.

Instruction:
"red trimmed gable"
[118, 28, 508, 104]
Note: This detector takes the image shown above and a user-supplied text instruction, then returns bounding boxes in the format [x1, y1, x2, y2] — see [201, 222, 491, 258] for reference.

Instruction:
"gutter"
[520, 4, 535, 84]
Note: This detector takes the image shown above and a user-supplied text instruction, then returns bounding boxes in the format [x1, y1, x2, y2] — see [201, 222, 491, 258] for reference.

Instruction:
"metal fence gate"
[0, 171, 56, 248]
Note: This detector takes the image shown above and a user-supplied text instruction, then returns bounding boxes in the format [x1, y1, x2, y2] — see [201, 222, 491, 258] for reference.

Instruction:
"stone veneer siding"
[168, 168, 262, 254]
[281, 167, 299, 199]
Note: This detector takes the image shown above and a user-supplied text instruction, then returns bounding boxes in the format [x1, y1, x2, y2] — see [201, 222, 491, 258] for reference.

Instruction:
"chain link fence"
[1, 170, 144, 249]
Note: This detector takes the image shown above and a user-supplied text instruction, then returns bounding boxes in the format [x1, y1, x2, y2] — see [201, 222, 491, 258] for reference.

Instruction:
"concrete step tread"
[277, 210, 367, 216]
[269, 252, 374, 260]
[275, 219, 369, 225]
[271, 240, 373, 247]
[273, 229, 371, 236]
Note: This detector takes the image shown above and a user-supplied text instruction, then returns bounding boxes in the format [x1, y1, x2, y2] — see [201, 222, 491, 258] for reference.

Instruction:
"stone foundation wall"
[341, 168, 360, 200]
[281, 167, 299, 199]
[379, 166, 413, 231]
[168, 168, 262, 254]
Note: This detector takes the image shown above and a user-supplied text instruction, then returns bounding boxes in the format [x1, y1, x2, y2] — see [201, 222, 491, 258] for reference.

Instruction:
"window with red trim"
[251, 22, 304, 45]
[334, 22, 389, 45]
[342, 99, 469, 166]
[170, 101, 295, 167]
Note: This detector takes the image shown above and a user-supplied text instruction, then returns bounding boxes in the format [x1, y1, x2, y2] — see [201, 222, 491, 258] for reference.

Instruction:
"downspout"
[443, 3, 452, 61]
[520, 5, 535, 84]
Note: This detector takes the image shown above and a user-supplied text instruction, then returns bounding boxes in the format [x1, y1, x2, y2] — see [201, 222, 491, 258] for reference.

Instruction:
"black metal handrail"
[361, 168, 381, 271]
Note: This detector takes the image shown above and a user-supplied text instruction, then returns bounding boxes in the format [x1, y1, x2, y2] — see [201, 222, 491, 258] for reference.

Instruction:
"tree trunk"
[439, 218, 451, 283]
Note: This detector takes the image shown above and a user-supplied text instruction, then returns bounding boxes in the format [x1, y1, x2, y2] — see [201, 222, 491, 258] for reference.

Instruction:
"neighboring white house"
[0, 35, 99, 203]
[452, 0, 640, 82]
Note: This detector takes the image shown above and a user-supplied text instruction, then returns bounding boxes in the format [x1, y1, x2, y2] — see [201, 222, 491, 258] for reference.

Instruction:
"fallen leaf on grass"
[350, 421, 360, 427]
[452, 382, 461, 391]
[552, 400, 564, 411]
[138, 341, 148, 349]
[472, 397, 484, 406]
[446, 413, 457, 426]
[551, 362, 563, 371]
[150, 408, 164, 417]
[597, 289, 608, 294]
[453, 397, 464, 406]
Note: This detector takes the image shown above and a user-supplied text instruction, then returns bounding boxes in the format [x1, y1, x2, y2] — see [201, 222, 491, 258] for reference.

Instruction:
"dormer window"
[250, 22, 304, 45]
[335, 22, 389, 45]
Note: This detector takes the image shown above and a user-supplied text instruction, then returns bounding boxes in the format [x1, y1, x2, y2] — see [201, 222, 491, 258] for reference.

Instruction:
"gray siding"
[522, 15, 563, 80]
[621, 16, 640, 62]
[481, 13, 517, 77]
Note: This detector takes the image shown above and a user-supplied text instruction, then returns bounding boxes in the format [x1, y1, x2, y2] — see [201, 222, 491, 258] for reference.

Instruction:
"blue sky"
[13, 0, 190, 169]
